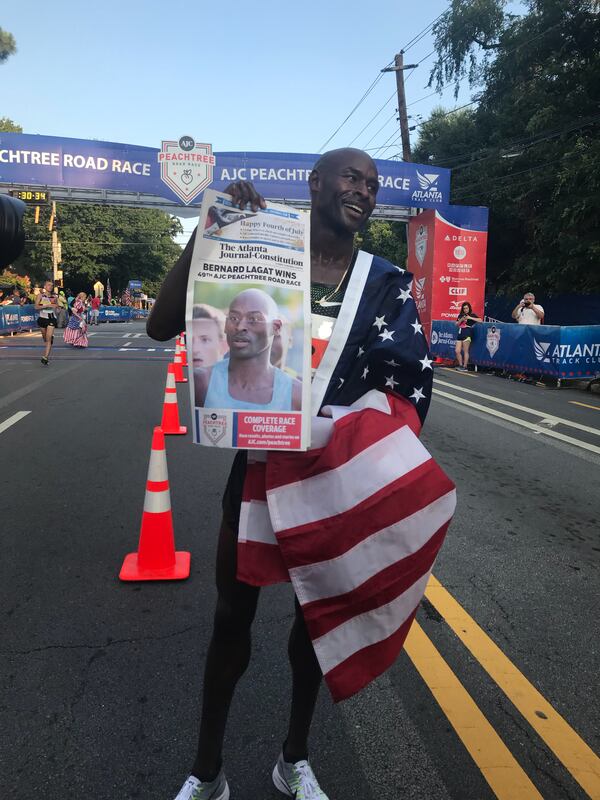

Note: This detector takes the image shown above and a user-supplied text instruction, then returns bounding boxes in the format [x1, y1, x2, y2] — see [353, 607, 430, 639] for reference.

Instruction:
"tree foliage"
[0, 28, 16, 64]
[413, 0, 600, 296]
[0, 116, 22, 132]
[14, 203, 182, 295]
[356, 220, 407, 267]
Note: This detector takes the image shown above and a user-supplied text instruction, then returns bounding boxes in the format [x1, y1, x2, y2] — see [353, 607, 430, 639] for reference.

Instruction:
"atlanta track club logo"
[534, 340, 552, 363]
[415, 224, 428, 266]
[158, 136, 215, 205]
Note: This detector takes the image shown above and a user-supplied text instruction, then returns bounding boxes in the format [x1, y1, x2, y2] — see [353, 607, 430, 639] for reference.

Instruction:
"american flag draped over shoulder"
[237, 252, 455, 701]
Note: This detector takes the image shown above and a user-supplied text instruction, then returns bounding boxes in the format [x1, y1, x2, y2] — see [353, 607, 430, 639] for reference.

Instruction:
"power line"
[347, 90, 397, 147]
[402, 7, 449, 52]
[316, 63, 393, 152]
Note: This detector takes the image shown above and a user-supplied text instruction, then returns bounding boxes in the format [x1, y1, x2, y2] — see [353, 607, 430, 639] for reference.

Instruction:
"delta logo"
[411, 171, 443, 204]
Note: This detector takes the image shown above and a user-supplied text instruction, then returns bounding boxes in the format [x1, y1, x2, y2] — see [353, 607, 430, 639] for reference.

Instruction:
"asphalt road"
[1, 322, 598, 800]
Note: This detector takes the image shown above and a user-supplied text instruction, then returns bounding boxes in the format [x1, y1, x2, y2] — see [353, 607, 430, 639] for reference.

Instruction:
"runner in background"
[35, 280, 59, 366]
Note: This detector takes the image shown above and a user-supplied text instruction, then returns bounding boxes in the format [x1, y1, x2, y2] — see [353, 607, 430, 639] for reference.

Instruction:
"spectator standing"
[64, 292, 89, 348]
[512, 292, 544, 325]
[90, 295, 101, 325]
[454, 302, 481, 371]
[56, 291, 69, 328]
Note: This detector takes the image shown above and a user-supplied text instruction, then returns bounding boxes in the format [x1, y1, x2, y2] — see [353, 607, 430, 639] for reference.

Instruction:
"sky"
[2, 0, 474, 243]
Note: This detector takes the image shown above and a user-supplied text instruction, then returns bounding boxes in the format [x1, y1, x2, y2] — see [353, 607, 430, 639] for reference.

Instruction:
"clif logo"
[449, 287, 467, 296]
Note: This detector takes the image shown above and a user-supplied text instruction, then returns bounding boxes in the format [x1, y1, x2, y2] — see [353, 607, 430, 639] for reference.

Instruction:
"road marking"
[0, 410, 31, 434]
[434, 378, 600, 437]
[434, 388, 600, 455]
[0, 363, 81, 410]
[118, 347, 141, 351]
[405, 622, 543, 799]
[122, 341, 132, 347]
[440, 367, 478, 378]
[425, 576, 600, 799]
[570, 401, 600, 412]
[148, 348, 156, 352]
[123, 333, 133, 338]
[133, 332, 143, 338]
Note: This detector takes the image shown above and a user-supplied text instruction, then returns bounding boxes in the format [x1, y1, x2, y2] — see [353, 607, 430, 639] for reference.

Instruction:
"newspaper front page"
[186, 190, 311, 451]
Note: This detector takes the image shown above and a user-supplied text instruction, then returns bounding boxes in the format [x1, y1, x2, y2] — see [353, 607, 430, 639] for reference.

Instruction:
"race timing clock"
[9, 188, 51, 204]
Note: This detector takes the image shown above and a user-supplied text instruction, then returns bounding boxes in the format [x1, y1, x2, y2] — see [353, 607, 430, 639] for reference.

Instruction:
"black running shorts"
[37, 315, 57, 329]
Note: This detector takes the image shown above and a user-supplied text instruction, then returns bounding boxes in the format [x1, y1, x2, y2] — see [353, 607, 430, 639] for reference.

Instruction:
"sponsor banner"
[0, 133, 450, 208]
[0, 305, 137, 333]
[430, 320, 600, 378]
[408, 206, 488, 339]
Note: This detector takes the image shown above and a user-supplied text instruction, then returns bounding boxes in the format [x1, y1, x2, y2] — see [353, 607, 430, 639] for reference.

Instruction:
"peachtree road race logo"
[203, 412, 227, 445]
[454, 245, 467, 260]
[533, 338, 600, 366]
[412, 171, 442, 204]
[158, 136, 215, 205]
[486, 326, 501, 357]
[415, 224, 428, 266]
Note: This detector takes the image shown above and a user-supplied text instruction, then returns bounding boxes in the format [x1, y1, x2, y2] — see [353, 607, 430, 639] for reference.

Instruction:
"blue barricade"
[0, 305, 135, 334]
[431, 320, 600, 379]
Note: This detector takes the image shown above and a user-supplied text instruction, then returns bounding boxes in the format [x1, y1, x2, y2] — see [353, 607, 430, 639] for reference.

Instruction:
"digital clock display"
[9, 189, 50, 204]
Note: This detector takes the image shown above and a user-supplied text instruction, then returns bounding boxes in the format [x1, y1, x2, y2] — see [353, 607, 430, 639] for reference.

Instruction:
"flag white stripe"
[290, 490, 456, 605]
[238, 500, 277, 545]
[312, 570, 431, 675]
[267, 426, 431, 532]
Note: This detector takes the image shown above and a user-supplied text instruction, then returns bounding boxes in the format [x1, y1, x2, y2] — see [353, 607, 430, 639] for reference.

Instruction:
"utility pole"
[381, 52, 418, 162]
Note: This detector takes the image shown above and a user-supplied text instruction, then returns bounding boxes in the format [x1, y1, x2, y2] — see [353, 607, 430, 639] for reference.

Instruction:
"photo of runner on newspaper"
[204, 204, 257, 236]
[193, 286, 303, 411]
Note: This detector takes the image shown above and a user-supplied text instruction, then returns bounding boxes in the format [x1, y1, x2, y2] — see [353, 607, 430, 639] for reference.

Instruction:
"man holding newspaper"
[148, 148, 455, 800]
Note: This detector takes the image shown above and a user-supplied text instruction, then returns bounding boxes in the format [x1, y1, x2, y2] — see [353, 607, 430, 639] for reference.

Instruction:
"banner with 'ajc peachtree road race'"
[186, 190, 312, 451]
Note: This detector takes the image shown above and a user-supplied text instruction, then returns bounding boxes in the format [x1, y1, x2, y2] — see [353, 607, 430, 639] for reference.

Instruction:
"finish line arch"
[0, 133, 451, 222]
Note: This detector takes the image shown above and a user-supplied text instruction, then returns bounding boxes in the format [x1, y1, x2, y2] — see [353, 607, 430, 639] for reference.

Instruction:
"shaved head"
[229, 288, 280, 320]
[312, 148, 377, 178]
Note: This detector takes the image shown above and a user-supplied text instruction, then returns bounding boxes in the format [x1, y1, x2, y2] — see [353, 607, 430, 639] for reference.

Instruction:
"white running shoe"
[272, 752, 329, 799]
[172, 772, 229, 800]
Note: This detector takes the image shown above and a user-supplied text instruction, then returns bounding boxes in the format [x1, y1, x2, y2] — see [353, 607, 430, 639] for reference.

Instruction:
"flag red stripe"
[242, 461, 266, 501]
[324, 608, 418, 702]
[301, 523, 448, 640]
[275, 459, 453, 567]
[236, 541, 288, 586]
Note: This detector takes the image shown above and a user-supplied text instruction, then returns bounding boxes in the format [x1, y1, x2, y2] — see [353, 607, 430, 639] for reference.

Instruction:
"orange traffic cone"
[173, 341, 187, 383]
[119, 427, 190, 581]
[160, 364, 187, 435]
[179, 334, 188, 367]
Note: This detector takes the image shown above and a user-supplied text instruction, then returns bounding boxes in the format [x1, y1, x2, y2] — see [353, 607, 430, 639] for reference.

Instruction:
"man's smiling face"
[310, 149, 379, 235]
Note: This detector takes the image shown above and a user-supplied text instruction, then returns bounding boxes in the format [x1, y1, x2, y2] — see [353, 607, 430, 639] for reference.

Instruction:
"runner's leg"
[192, 519, 260, 781]
[45, 324, 55, 359]
[283, 598, 323, 763]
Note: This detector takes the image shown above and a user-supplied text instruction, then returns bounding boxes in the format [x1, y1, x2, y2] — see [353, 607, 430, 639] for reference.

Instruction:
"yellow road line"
[405, 622, 543, 799]
[570, 401, 600, 412]
[426, 576, 600, 798]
